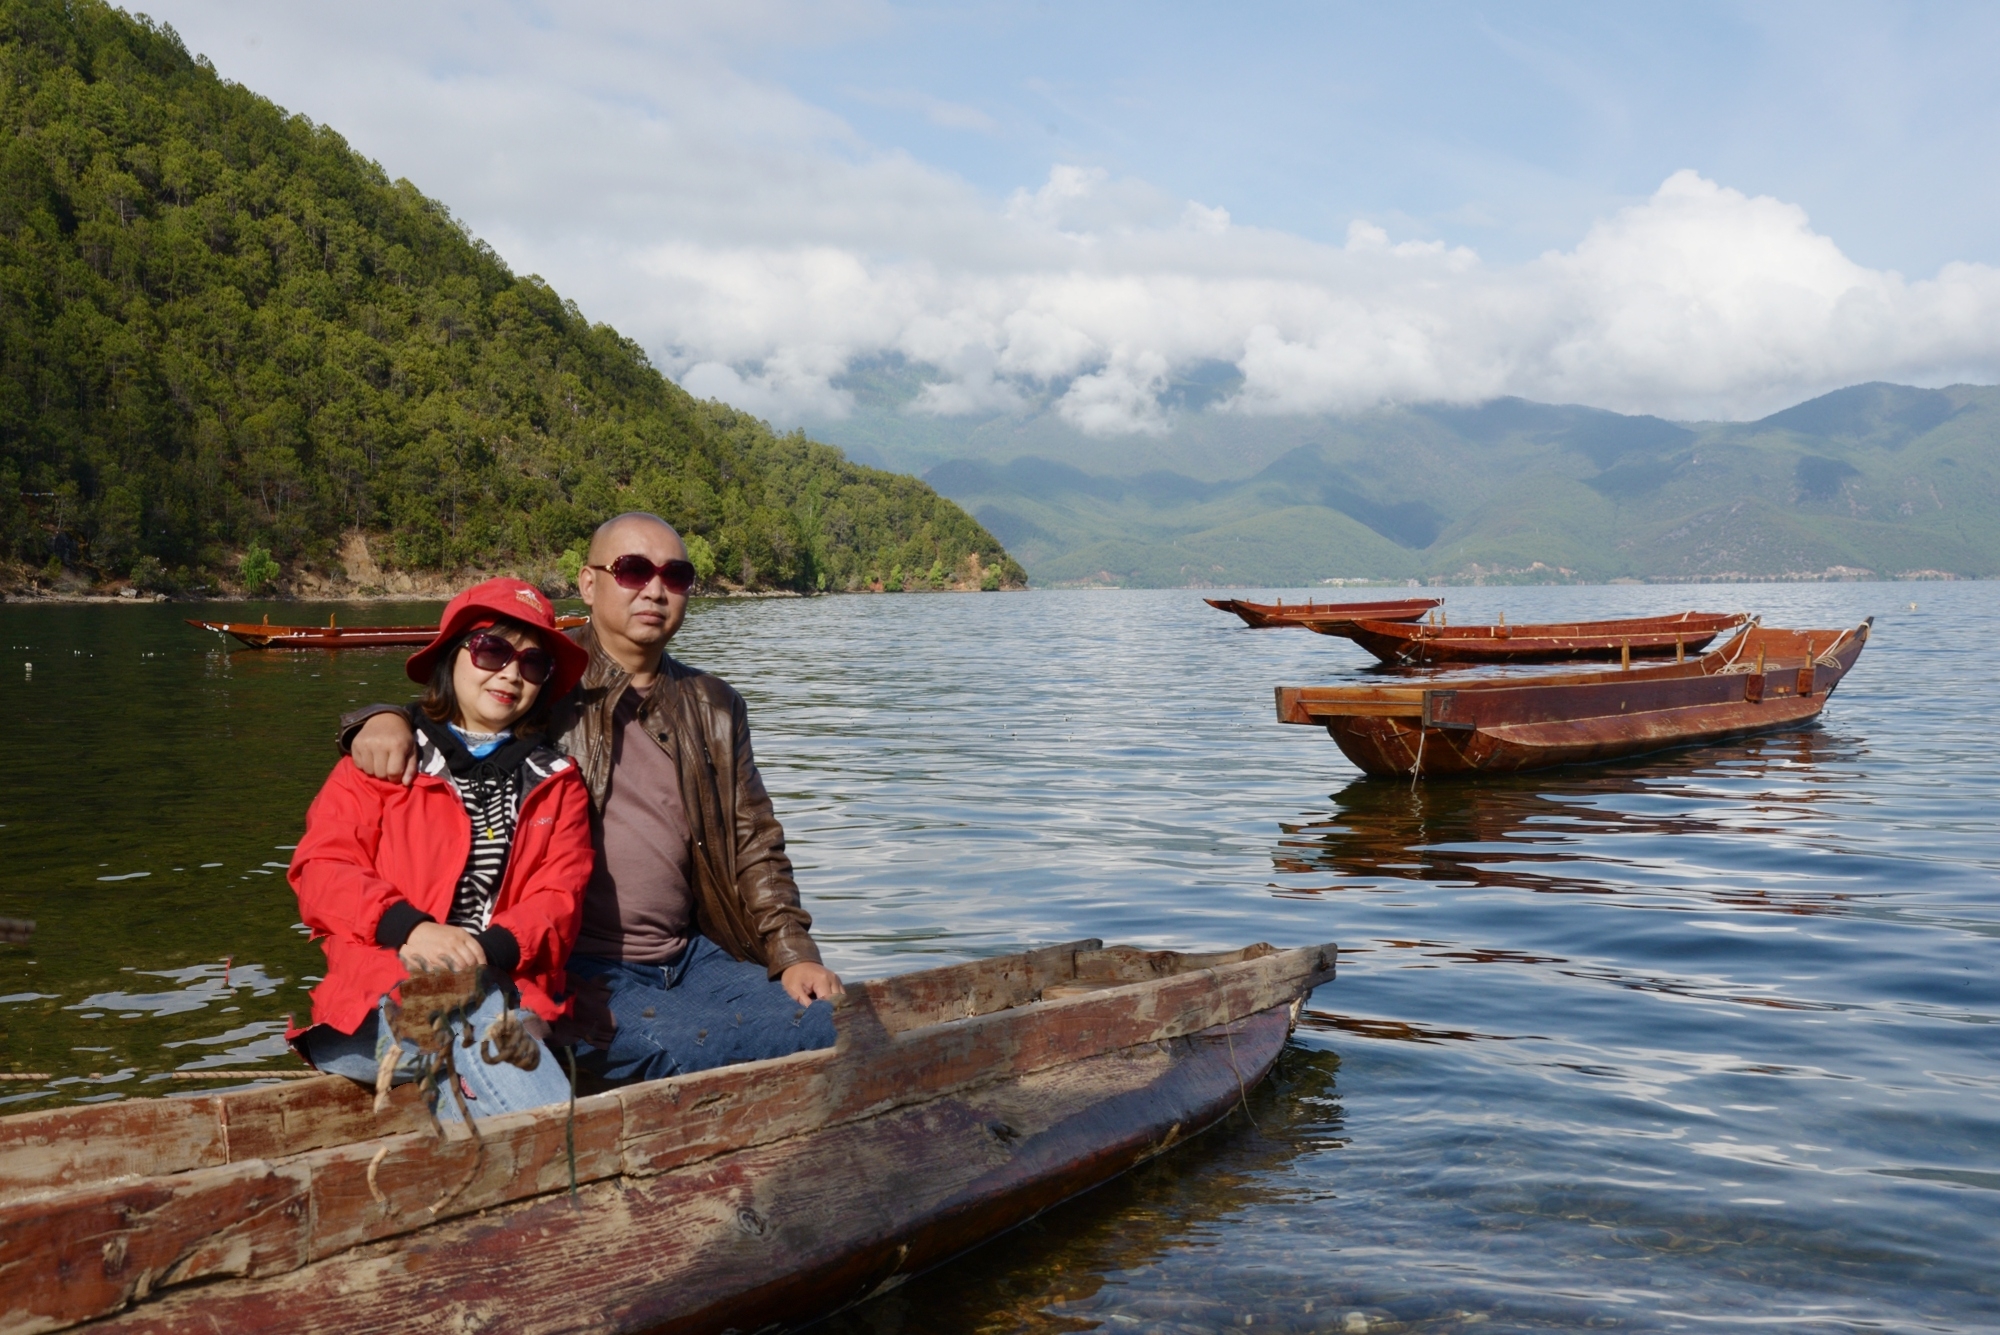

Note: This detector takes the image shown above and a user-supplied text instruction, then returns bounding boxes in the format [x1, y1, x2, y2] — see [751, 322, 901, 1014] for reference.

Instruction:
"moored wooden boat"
[1275, 620, 1869, 777]
[1204, 596, 1439, 629]
[187, 613, 588, 649]
[1324, 609, 1749, 664]
[0, 939, 1334, 1335]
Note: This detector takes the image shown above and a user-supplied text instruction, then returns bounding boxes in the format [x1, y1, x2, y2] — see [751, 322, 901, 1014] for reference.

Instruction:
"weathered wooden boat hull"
[84, 1010, 1288, 1335]
[0, 940, 1334, 1335]
[187, 615, 588, 649]
[1325, 688, 1832, 775]
[1326, 611, 1748, 664]
[1204, 597, 1438, 629]
[1275, 623, 1868, 777]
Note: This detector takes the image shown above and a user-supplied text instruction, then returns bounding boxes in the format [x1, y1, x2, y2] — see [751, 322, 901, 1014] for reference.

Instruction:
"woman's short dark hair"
[418, 615, 556, 734]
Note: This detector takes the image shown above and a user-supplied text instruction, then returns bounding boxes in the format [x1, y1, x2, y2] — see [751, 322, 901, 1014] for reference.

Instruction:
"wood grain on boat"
[1275, 620, 1870, 776]
[0, 940, 1334, 1335]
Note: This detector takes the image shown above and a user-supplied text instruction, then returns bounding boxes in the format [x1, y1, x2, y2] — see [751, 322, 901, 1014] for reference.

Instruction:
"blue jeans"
[303, 985, 572, 1122]
[568, 937, 837, 1084]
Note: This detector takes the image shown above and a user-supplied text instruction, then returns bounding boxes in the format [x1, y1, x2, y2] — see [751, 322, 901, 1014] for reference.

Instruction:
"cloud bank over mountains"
[671, 166, 2000, 433]
[162, 2, 2000, 435]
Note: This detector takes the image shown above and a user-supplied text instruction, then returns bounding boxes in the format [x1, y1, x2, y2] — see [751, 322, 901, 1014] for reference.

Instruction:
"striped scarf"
[446, 765, 518, 930]
[413, 723, 539, 931]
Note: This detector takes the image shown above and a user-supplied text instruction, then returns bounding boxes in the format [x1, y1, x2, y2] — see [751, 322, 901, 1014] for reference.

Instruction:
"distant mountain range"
[800, 376, 2000, 585]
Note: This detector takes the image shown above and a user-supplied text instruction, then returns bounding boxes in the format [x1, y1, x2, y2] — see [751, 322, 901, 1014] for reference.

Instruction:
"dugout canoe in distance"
[186, 613, 590, 649]
[1274, 619, 1871, 778]
[1203, 596, 1439, 630]
[0, 939, 1335, 1335]
[1319, 609, 1750, 665]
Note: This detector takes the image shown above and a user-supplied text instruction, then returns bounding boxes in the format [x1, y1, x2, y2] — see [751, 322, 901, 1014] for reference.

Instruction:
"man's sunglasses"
[462, 632, 556, 685]
[588, 555, 697, 593]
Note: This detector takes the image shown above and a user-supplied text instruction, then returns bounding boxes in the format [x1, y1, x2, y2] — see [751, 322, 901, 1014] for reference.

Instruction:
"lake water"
[2, 584, 1995, 1333]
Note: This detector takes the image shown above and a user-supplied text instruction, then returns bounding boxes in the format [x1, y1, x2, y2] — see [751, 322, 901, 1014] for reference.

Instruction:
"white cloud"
[156, 3, 2000, 435]
[841, 86, 997, 132]
[636, 165, 2000, 430]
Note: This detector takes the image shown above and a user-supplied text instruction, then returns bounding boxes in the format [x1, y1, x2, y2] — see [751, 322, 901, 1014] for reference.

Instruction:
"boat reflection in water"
[823, 1047, 1354, 1335]
[1272, 728, 1863, 914]
[1269, 727, 1898, 1052]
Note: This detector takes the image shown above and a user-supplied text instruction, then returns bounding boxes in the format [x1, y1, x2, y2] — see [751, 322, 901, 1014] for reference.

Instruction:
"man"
[346, 512, 841, 1082]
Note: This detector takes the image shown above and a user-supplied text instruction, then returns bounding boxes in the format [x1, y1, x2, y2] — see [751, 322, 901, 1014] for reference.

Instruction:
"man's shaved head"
[577, 512, 691, 673]
[587, 512, 681, 565]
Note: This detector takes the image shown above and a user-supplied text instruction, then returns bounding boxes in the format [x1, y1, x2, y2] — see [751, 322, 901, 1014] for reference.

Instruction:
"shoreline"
[0, 585, 1010, 606]
[2, 574, 1985, 607]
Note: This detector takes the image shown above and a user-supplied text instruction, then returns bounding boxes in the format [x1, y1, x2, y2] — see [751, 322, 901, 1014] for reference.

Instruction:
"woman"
[287, 578, 593, 1120]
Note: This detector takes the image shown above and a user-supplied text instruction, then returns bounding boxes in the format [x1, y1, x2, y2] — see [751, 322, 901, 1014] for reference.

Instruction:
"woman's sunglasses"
[462, 632, 556, 685]
[588, 554, 697, 593]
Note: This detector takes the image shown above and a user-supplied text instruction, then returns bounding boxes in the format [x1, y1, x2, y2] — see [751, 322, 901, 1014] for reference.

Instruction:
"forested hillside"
[0, 0, 1022, 594]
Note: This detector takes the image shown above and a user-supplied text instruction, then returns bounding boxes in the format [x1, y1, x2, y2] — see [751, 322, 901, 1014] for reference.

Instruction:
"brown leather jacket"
[337, 629, 820, 978]
[552, 626, 820, 977]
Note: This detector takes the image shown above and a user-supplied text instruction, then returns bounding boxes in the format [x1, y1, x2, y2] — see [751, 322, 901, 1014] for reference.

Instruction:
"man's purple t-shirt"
[571, 688, 694, 964]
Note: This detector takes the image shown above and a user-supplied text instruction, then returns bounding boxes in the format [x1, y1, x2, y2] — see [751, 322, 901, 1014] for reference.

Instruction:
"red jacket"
[287, 750, 594, 1037]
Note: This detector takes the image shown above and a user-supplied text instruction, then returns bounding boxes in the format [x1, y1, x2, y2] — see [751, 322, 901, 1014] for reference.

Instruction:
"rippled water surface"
[2, 584, 1995, 1332]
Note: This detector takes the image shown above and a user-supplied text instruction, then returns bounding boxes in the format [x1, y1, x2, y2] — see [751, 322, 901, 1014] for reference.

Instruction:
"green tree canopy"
[0, 0, 1023, 592]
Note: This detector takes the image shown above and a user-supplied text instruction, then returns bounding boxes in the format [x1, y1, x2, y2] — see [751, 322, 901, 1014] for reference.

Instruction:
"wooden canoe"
[1274, 620, 1869, 777]
[187, 613, 589, 649]
[1204, 596, 1439, 629]
[1322, 610, 1750, 664]
[0, 939, 1334, 1335]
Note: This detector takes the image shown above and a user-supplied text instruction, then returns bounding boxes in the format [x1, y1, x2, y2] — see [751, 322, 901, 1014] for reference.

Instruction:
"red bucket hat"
[404, 578, 589, 700]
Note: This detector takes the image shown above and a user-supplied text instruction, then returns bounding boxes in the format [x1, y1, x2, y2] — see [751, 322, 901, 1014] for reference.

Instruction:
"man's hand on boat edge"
[781, 961, 844, 1004]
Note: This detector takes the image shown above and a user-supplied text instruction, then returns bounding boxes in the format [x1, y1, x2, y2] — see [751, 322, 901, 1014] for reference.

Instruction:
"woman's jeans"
[568, 936, 837, 1085]
[303, 985, 571, 1122]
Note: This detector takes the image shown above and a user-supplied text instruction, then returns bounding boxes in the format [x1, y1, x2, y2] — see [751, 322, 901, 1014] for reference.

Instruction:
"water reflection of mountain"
[825, 1047, 1345, 1335]
[1273, 729, 1869, 916]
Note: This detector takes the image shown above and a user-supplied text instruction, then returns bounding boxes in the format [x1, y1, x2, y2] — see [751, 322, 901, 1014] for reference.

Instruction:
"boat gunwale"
[1352, 609, 1745, 638]
[0, 941, 1328, 1191]
[1204, 597, 1439, 613]
[1275, 622, 1869, 722]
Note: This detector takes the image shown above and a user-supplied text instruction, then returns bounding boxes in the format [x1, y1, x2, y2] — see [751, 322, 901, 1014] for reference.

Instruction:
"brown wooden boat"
[187, 612, 589, 649]
[0, 939, 1334, 1335]
[1204, 596, 1439, 629]
[1274, 620, 1870, 777]
[1323, 609, 1749, 664]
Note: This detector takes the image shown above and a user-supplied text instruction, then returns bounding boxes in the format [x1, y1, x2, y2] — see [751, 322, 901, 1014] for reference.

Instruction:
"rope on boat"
[562, 1045, 580, 1201]
[369, 965, 548, 1217]
[425, 1018, 486, 1218]
[372, 1040, 399, 1114]
[366, 1145, 392, 1211]
[1221, 1019, 1259, 1134]
[481, 1008, 540, 1070]
[1410, 724, 1426, 789]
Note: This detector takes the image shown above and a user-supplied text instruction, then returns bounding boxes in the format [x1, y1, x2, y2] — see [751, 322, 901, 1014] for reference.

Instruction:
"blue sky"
[746, 1, 2000, 272]
[160, 1, 2000, 431]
